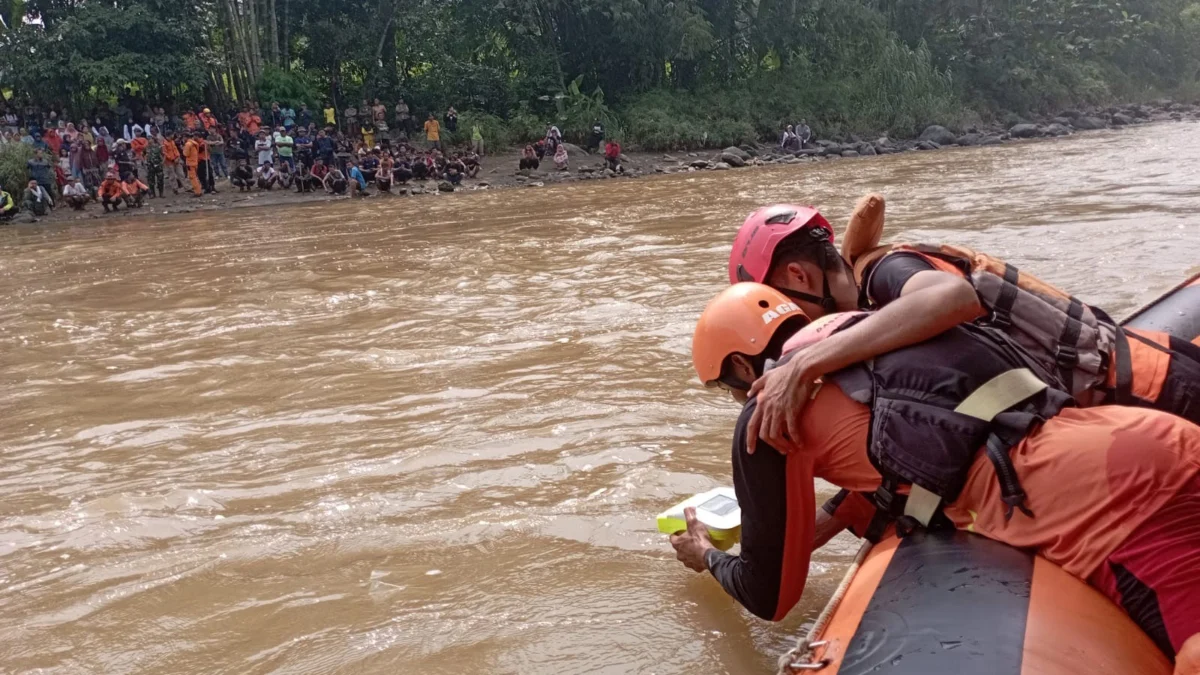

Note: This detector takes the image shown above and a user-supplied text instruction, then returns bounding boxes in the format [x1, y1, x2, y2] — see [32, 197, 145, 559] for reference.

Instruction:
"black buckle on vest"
[1002, 492, 1035, 521]
[895, 515, 922, 538]
[1055, 344, 1078, 368]
[863, 483, 899, 543]
[990, 309, 1012, 330]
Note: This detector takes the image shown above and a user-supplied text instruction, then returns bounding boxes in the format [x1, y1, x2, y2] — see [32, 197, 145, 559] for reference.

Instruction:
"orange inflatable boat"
[779, 273, 1200, 675]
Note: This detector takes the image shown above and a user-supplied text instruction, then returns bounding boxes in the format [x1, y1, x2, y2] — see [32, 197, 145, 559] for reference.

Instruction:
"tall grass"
[0, 143, 35, 195]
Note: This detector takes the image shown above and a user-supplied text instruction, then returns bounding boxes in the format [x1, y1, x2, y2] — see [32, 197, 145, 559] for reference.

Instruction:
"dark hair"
[719, 314, 809, 382]
[767, 228, 840, 281]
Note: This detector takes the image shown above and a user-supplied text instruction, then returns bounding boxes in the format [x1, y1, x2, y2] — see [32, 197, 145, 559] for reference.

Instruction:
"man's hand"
[746, 354, 820, 454]
[669, 507, 714, 572]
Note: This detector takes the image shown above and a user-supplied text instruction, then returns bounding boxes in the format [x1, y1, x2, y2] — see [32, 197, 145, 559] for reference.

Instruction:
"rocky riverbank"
[9, 99, 1199, 227]
[640, 98, 1200, 173]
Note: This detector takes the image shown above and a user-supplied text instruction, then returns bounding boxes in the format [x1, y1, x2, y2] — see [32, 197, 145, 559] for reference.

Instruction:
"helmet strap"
[779, 243, 839, 314]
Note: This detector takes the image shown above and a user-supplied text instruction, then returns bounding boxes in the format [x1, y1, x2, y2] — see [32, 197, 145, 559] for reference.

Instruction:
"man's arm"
[705, 400, 815, 621]
[747, 254, 984, 452]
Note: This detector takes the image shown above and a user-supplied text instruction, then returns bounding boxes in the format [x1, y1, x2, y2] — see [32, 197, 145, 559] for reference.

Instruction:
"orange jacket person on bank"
[727, 199, 1200, 453]
[672, 283, 1200, 670]
[182, 132, 203, 196]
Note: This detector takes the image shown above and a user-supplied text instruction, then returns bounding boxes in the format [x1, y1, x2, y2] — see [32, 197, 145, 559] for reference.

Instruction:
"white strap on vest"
[903, 368, 1048, 526]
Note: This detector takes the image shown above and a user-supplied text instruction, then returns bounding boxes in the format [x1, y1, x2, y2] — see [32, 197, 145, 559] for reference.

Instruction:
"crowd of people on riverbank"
[0, 95, 631, 219]
[0, 95, 503, 218]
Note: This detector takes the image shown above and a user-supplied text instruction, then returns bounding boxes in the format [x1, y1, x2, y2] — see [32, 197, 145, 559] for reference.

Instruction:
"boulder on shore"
[720, 152, 747, 167]
[438, 181, 455, 192]
[722, 146, 751, 161]
[561, 142, 589, 156]
[956, 133, 983, 146]
[841, 150, 860, 157]
[712, 162, 732, 170]
[1044, 123, 1071, 137]
[1072, 116, 1107, 130]
[919, 125, 958, 146]
[738, 144, 760, 157]
[980, 135, 1004, 146]
[1111, 113, 1134, 126]
[916, 140, 940, 151]
[690, 159, 709, 169]
[1009, 123, 1042, 138]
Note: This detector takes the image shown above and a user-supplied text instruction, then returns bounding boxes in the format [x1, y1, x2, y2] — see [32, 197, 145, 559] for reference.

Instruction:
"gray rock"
[1111, 113, 1133, 126]
[857, 144, 877, 156]
[794, 148, 821, 156]
[1052, 117, 1072, 127]
[722, 146, 751, 161]
[820, 145, 842, 157]
[916, 140, 940, 151]
[739, 144, 759, 158]
[619, 153, 632, 164]
[1044, 123, 1071, 137]
[1072, 116, 1107, 130]
[690, 159, 709, 169]
[561, 142, 588, 156]
[980, 135, 1004, 146]
[1009, 123, 1042, 138]
[713, 162, 732, 170]
[919, 125, 958, 146]
[1058, 109, 1083, 119]
[956, 133, 983, 146]
[841, 150, 860, 157]
[720, 152, 747, 167]
[438, 181, 455, 192]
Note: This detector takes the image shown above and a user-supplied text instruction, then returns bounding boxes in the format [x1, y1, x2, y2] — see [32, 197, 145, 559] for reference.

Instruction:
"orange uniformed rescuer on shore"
[670, 282, 1200, 671]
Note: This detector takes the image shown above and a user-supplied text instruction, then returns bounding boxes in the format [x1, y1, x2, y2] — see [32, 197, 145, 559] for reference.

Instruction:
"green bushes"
[618, 17, 964, 150]
[0, 143, 35, 195]
[256, 67, 323, 109]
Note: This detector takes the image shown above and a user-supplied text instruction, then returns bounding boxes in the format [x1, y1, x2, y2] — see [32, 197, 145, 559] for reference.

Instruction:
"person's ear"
[785, 261, 815, 292]
[729, 354, 757, 383]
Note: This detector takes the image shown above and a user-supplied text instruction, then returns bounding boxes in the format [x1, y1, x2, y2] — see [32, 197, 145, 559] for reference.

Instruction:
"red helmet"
[728, 205, 833, 285]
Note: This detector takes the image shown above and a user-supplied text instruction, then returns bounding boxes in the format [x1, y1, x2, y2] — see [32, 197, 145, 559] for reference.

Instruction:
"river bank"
[9, 98, 1199, 227]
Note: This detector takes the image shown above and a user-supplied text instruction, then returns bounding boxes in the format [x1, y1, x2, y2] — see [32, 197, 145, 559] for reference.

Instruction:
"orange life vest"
[854, 243, 1122, 400]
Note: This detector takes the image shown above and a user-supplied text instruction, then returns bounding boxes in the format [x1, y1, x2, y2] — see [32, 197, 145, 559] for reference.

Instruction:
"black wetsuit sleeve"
[705, 399, 791, 621]
[867, 252, 937, 305]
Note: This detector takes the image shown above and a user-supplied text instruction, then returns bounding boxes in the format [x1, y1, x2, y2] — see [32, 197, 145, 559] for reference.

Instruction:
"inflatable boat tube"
[784, 274, 1200, 675]
[1121, 272, 1200, 345]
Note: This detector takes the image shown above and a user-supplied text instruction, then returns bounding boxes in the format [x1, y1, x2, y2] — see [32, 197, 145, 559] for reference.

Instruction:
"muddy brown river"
[2, 123, 1199, 674]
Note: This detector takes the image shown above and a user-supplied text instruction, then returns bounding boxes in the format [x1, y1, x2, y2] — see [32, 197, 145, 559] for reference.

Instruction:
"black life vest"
[776, 315, 1075, 541]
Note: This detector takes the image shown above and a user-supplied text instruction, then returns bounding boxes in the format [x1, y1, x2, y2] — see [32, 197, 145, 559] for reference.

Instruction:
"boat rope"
[776, 539, 873, 674]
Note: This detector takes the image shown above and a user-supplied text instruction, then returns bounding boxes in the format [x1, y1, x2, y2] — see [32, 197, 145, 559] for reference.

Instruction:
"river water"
[2, 123, 1198, 675]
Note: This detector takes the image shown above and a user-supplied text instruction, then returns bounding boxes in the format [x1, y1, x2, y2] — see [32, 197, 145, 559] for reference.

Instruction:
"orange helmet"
[692, 283, 811, 386]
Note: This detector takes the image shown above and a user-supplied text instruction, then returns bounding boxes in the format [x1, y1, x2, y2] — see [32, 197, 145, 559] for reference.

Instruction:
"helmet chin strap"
[779, 244, 840, 314]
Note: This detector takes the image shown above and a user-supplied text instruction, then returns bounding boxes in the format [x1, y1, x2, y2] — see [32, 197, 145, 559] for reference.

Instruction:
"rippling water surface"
[2, 123, 1198, 674]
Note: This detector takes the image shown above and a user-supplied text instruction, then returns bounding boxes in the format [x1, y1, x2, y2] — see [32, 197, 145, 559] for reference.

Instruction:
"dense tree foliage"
[3, 0, 1199, 148]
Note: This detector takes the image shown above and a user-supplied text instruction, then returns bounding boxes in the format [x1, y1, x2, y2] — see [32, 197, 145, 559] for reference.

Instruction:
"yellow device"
[657, 487, 741, 551]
